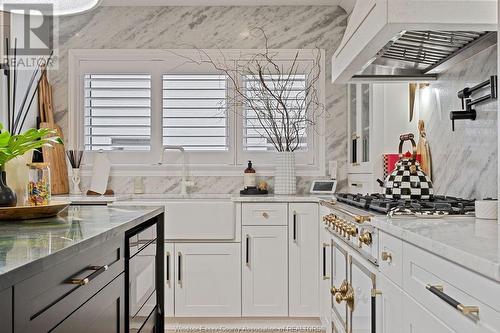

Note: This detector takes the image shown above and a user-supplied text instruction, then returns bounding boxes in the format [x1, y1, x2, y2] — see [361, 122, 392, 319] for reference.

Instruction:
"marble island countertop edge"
[0, 205, 164, 291]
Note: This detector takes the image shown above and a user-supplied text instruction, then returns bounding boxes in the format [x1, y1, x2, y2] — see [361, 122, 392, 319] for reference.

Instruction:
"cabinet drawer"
[14, 236, 124, 332]
[379, 231, 403, 287]
[347, 173, 373, 194]
[403, 243, 500, 333]
[242, 203, 287, 226]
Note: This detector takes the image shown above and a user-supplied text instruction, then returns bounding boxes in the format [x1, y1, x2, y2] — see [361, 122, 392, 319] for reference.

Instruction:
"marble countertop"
[0, 205, 164, 290]
[372, 215, 500, 282]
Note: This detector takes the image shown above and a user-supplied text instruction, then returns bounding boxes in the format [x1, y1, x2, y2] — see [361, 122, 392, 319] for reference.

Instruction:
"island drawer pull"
[426, 285, 479, 316]
[65, 265, 109, 286]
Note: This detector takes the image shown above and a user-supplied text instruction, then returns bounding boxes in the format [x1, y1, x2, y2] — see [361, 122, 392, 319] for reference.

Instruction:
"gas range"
[335, 193, 475, 217]
[320, 193, 476, 265]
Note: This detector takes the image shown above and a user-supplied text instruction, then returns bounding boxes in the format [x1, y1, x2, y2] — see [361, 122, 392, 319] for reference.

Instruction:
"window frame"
[69, 49, 325, 176]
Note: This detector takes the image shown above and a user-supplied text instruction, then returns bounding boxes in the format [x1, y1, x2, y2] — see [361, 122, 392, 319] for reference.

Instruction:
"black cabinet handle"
[426, 285, 479, 316]
[322, 242, 330, 280]
[293, 211, 297, 241]
[245, 234, 250, 266]
[177, 252, 182, 284]
[166, 251, 170, 282]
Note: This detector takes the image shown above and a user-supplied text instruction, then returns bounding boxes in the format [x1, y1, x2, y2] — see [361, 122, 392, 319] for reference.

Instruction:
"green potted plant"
[0, 124, 61, 207]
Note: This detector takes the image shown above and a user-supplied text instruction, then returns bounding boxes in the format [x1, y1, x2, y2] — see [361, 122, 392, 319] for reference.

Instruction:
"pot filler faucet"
[159, 145, 194, 196]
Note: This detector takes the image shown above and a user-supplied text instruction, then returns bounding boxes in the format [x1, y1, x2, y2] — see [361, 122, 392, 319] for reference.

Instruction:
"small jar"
[27, 163, 51, 206]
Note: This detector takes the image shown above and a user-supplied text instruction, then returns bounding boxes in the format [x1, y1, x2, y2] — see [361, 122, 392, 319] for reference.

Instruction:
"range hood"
[332, 0, 498, 83]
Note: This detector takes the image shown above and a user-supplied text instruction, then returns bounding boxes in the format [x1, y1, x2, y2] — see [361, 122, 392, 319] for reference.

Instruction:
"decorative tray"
[0, 201, 71, 221]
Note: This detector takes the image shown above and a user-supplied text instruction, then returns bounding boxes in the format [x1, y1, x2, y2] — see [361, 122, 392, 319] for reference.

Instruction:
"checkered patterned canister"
[384, 133, 433, 200]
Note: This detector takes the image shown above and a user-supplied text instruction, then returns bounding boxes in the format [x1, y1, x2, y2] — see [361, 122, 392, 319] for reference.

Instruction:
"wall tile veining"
[52, 6, 349, 194]
[420, 45, 498, 199]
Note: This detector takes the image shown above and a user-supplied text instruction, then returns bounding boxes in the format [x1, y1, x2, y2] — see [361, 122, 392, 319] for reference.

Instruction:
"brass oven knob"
[330, 280, 348, 295]
[346, 225, 358, 237]
[358, 232, 372, 248]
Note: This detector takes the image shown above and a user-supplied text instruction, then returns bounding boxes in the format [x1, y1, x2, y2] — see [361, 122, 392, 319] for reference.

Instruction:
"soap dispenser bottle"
[244, 161, 256, 189]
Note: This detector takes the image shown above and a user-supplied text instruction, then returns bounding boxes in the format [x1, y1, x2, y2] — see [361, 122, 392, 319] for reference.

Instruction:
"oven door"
[349, 255, 377, 333]
[331, 236, 349, 332]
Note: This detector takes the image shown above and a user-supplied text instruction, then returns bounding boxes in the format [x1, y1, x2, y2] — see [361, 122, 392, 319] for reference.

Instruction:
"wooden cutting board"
[38, 70, 69, 194]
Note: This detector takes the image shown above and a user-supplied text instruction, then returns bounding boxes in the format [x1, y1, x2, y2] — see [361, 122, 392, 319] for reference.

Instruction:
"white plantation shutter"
[243, 74, 308, 151]
[162, 74, 228, 151]
[84, 74, 151, 151]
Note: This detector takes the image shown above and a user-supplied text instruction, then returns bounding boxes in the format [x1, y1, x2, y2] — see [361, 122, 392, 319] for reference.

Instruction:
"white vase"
[4, 151, 33, 206]
[274, 151, 296, 195]
[70, 168, 82, 195]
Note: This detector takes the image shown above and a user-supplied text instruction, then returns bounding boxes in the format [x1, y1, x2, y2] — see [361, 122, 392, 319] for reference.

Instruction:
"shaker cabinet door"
[174, 243, 241, 317]
[51, 274, 125, 333]
[377, 273, 403, 333]
[242, 225, 288, 316]
[289, 203, 319, 317]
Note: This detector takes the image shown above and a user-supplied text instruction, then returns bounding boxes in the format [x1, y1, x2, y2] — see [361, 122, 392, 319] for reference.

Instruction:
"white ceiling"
[100, 0, 355, 12]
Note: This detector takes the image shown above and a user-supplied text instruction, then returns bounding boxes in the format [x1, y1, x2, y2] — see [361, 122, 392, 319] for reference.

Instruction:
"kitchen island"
[0, 205, 164, 333]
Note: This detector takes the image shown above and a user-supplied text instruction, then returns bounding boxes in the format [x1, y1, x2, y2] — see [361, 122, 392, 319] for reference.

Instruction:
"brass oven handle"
[320, 201, 370, 224]
[65, 265, 109, 286]
[426, 285, 479, 316]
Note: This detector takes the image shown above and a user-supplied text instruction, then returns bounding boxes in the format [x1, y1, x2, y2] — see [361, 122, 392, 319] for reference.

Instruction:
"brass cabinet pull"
[381, 251, 392, 262]
[65, 265, 109, 286]
[262, 212, 269, 219]
[426, 285, 479, 316]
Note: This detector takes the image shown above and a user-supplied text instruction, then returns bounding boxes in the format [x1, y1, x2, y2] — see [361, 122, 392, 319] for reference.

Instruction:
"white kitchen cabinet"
[402, 292, 455, 333]
[164, 242, 175, 317]
[319, 207, 333, 331]
[377, 273, 403, 333]
[174, 243, 241, 317]
[288, 203, 319, 317]
[348, 83, 372, 174]
[242, 225, 288, 316]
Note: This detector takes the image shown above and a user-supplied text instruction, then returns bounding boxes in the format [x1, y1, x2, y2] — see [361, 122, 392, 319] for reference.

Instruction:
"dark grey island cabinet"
[0, 206, 164, 333]
[0, 287, 12, 332]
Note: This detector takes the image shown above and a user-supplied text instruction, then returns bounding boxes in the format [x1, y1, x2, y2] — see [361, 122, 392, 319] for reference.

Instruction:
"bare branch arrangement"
[182, 28, 325, 152]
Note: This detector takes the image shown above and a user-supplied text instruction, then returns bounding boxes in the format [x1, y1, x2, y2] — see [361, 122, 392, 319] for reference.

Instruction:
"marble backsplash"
[419, 45, 498, 199]
[51, 5, 349, 195]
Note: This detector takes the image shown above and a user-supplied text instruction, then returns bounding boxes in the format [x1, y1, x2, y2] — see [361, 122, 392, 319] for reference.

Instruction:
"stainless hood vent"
[353, 31, 497, 81]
